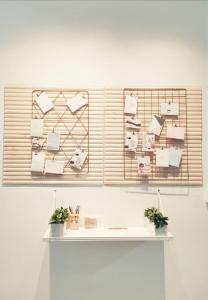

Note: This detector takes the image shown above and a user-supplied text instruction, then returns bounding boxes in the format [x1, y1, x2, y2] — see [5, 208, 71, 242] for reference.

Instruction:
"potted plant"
[144, 207, 168, 235]
[49, 207, 69, 237]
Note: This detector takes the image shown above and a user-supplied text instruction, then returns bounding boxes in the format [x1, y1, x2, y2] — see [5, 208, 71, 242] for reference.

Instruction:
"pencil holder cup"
[67, 213, 80, 230]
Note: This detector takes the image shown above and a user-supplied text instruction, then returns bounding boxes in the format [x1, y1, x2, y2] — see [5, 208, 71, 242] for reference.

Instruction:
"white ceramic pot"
[50, 223, 64, 238]
[155, 226, 167, 236]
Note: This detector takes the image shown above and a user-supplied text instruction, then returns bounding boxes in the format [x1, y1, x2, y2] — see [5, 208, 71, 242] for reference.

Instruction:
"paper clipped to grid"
[31, 152, 45, 173]
[30, 119, 43, 137]
[67, 94, 88, 113]
[160, 102, 179, 116]
[47, 132, 60, 151]
[45, 160, 65, 175]
[35, 92, 54, 114]
[166, 126, 185, 140]
[124, 95, 138, 115]
[69, 149, 88, 170]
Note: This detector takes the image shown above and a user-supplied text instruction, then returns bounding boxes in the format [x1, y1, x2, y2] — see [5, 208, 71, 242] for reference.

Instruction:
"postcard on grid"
[69, 149, 88, 170]
[126, 117, 141, 130]
[160, 102, 179, 116]
[142, 133, 155, 152]
[30, 119, 43, 137]
[138, 156, 151, 175]
[125, 132, 138, 152]
[156, 148, 169, 167]
[67, 94, 88, 113]
[169, 147, 182, 167]
[166, 126, 185, 140]
[45, 160, 65, 175]
[47, 132, 60, 151]
[35, 92, 54, 114]
[31, 152, 45, 173]
[148, 115, 165, 136]
[31, 138, 44, 150]
[124, 95, 138, 115]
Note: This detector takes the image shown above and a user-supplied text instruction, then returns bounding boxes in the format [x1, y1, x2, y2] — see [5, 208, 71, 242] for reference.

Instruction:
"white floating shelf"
[43, 227, 173, 242]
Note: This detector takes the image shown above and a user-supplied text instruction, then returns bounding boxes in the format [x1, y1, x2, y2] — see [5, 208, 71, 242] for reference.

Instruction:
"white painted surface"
[43, 226, 173, 241]
[0, 1, 208, 300]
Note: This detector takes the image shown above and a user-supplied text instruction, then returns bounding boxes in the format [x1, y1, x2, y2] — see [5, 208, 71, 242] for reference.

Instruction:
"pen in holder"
[67, 205, 80, 230]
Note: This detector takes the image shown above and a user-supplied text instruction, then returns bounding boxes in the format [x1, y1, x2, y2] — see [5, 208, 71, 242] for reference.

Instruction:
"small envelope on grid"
[45, 160, 65, 175]
[67, 94, 88, 113]
[35, 92, 54, 114]
[124, 95, 138, 115]
[30, 119, 43, 137]
[149, 115, 165, 136]
[126, 117, 141, 130]
[138, 156, 151, 175]
[160, 102, 179, 116]
[31, 138, 44, 150]
[125, 132, 138, 152]
[169, 147, 182, 167]
[142, 133, 155, 152]
[166, 126, 185, 140]
[156, 148, 169, 167]
[47, 132, 60, 151]
[69, 149, 88, 170]
[31, 152, 45, 173]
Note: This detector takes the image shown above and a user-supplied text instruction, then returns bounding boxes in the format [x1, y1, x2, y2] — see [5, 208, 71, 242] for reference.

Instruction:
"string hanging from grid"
[32, 89, 89, 175]
[123, 88, 189, 184]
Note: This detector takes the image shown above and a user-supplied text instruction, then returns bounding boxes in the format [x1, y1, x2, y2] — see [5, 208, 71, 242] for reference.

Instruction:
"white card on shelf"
[124, 95, 138, 115]
[30, 119, 43, 137]
[166, 126, 185, 140]
[35, 92, 54, 114]
[125, 132, 138, 152]
[69, 149, 88, 170]
[160, 102, 179, 116]
[31, 152, 45, 173]
[47, 132, 60, 151]
[156, 148, 169, 167]
[148, 115, 165, 136]
[45, 160, 65, 175]
[67, 94, 88, 113]
[126, 117, 141, 130]
[142, 133, 155, 152]
[169, 147, 182, 167]
[138, 156, 151, 175]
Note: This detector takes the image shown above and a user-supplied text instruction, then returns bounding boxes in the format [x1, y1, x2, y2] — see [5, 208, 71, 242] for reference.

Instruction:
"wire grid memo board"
[32, 89, 89, 175]
[104, 88, 202, 185]
[3, 87, 104, 185]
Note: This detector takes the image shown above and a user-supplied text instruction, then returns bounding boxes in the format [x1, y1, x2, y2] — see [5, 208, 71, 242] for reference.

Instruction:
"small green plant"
[144, 207, 168, 229]
[49, 207, 69, 224]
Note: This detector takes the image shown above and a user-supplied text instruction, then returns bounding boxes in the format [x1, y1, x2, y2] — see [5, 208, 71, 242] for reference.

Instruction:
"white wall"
[0, 1, 208, 300]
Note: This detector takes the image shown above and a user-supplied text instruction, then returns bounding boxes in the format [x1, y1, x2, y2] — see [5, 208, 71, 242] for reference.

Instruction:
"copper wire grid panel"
[123, 88, 189, 183]
[3, 86, 104, 185]
[104, 88, 202, 185]
[32, 89, 89, 175]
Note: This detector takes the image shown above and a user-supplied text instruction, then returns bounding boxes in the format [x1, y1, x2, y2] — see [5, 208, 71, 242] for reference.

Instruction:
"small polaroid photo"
[156, 148, 169, 167]
[166, 126, 185, 140]
[160, 102, 179, 116]
[67, 94, 88, 113]
[142, 133, 155, 152]
[125, 132, 138, 152]
[47, 132, 60, 151]
[45, 160, 65, 175]
[126, 117, 141, 130]
[31, 152, 45, 173]
[31, 138, 44, 150]
[169, 147, 182, 167]
[35, 92, 54, 114]
[69, 149, 88, 170]
[148, 115, 165, 136]
[30, 119, 43, 137]
[124, 95, 138, 115]
[138, 156, 151, 175]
